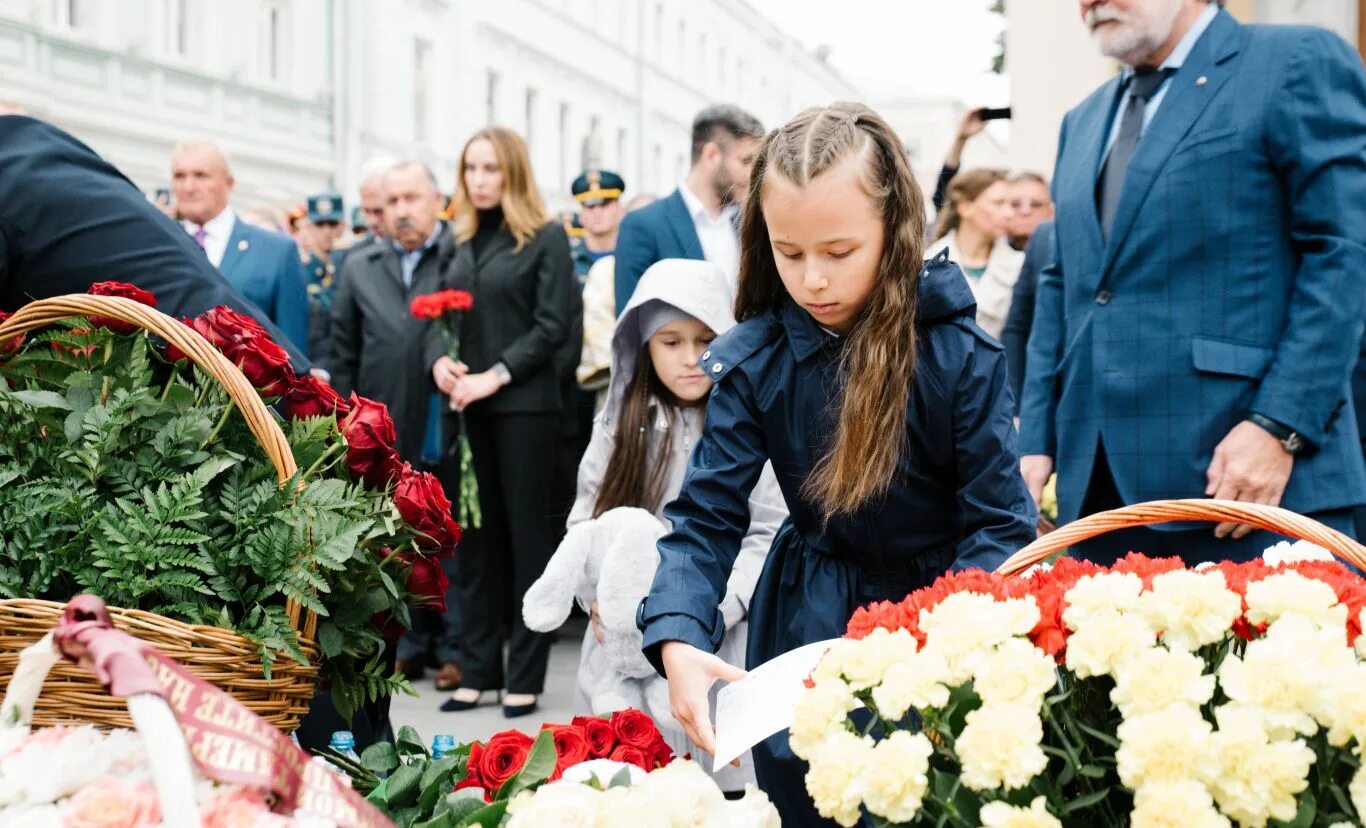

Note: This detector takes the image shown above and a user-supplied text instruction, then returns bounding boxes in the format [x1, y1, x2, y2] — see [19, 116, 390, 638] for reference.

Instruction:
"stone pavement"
[389, 618, 586, 746]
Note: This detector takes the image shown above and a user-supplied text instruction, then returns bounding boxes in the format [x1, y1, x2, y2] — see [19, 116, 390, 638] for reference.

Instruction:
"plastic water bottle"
[431, 734, 456, 759]
[329, 730, 360, 784]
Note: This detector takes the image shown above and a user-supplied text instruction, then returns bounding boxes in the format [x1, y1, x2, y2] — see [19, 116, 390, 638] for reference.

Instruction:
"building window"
[653, 143, 663, 191]
[167, 0, 189, 55]
[486, 70, 500, 124]
[653, 3, 664, 63]
[559, 103, 571, 188]
[616, 127, 627, 171]
[677, 20, 686, 77]
[414, 38, 432, 141]
[525, 87, 538, 153]
[261, 4, 284, 83]
[57, 0, 85, 29]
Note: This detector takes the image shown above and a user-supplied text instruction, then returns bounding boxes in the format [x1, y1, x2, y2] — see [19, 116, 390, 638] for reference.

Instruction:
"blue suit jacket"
[1020, 11, 1366, 525]
[613, 189, 705, 314]
[217, 218, 310, 352]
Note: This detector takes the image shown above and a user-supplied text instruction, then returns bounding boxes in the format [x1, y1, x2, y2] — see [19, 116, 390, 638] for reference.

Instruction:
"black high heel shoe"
[502, 694, 539, 718]
[440, 689, 497, 712]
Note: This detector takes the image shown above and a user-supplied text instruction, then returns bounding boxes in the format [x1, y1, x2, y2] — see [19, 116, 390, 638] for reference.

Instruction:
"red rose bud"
[546, 725, 590, 781]
[284, 374, 350, 420]
[479, 730, 533, 792]
[648, 738, 674, 770]
[87, 281, 157, 335]
[340, 395, 402, 488]
[610, 708, 660, 750]
[403, 554, 449, 612]
[608, 744, 651, 771]
[226, 331, 293, 397]
[572, 716, 616, 758]
[393, 465, 462, 553]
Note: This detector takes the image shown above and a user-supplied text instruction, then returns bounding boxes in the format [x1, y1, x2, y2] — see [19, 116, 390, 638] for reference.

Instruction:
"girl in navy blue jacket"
[637, 103, 1036, 826]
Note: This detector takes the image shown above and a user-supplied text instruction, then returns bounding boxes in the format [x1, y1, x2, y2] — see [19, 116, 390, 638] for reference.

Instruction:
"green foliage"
[0, 323, 430, 714]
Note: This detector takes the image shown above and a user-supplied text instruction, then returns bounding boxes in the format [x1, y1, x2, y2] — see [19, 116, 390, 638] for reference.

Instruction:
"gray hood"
[605, 259, 736, 424]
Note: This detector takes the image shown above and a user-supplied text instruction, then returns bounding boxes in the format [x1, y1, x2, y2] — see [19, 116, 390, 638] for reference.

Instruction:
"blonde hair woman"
[928, 168, 1024, 340]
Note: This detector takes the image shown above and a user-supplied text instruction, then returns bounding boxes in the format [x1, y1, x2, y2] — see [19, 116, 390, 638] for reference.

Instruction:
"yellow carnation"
[790, 678, 857, 759]
[812, 627, 918, 691]
[1219, 621, 1329, 739]
[869, 648, 951, 720]
[1062, 571, 1143, 631]
[920, 593, 1040, 684]
[979, 796, 1062, 828]
[1201, 705, 1314, 828]
[1139, 569, 1241, 651]
[860, 731, 934, 823]
[803, 729, 872, 828]
[1321, 663, 1366, 748]
[974, 637, 1057, 710]
[955, 704, 1048, 791]
[1245, 571, 1345, 629]
[1064, 609, 1155, 679]
[1130, 781, 1231, 828]
[1110, 646, 1216, 718]
[1116, 705, 1213, 789]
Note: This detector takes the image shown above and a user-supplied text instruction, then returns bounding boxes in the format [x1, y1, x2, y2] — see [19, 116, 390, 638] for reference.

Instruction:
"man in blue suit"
[1020, 0, 1366, 563]
[171, 141, 310, 351]
[613, 105, 763, 314]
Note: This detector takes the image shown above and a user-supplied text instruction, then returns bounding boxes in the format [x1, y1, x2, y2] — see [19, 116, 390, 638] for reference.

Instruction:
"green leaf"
[397, 725, 429, 758]
[440, 793, 488, 822]
[10, 390, 72, 410]
[1077, 764, 1107, 779]
[609, 766, 634, 789]
[1061, 787, 1112, 813]
[361, 741, 400, 776]
[418, 756, 461, 813]
[318, 623, 345, 658]
[386, 762, 425, 809]
[413, 814, 454, 828]
[453, 801, 507, 828]
[1073, 721, 1122, 750]
[495, 729, 557, 801]
[1284, 789, 1315, 828]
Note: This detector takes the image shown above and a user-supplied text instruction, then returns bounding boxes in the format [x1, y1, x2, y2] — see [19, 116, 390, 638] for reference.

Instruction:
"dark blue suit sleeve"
[1252, 30, 1366, 447]
[613, 211, 656, 316]
[1002, 222, 1052, 403]
[272, 242, 311, 352]
[640, 367, 767, 675]
[949, 331, 1036, 571]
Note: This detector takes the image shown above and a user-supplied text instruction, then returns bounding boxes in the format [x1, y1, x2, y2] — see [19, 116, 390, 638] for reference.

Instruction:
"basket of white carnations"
[504, 756, 780, 827]
[790, 499, 1366, 827]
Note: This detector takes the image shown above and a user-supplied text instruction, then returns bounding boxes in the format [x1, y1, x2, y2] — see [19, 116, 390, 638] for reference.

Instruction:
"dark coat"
[0, 115, 308, 367]
[331, 225, 455, 463]
[425, 221, 574, 414]
[639, 253, 1036, 666]
[1001, 220, 1054, 404]
[216, 218, 310, 352]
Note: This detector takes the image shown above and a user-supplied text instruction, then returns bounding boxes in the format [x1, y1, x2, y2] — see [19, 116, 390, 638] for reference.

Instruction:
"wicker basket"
[995, 498, 1366, 576]
[0, 295, 319, 730]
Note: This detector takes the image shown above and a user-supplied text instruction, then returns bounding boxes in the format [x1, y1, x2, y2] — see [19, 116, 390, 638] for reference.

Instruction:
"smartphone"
[980, 107, 1012, 121]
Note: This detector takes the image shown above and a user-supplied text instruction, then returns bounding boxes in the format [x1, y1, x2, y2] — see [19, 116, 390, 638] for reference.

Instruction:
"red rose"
[545, 725, 590, 781]
[184, 306, 294, 395]
[190, 305, 269, 346]
[478, 730, 533, 793]
[403, 554, 449, 612]
[572, 715, 616, 758]
[393, 465, 462, 553]
[608, 744, 651, 771]
[0, 310, 24, 358]
[284, 374, 350, 420]
[610, 709, 660, 750]
[87, 281, 157, 335]
[454, 741, 491, 802]
[340, 395, 402, 488]
[647, 738, 674, 770]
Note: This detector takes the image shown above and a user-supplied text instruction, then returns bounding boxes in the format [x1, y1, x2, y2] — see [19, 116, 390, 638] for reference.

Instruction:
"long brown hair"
[736, 102, 926, 521]
[932, 167, 1007, 241]
[592, 347, 680, 518]
[451, 127, 550, 250]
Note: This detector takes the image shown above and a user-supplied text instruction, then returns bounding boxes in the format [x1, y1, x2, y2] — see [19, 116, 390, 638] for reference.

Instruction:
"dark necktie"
[1098, 68, 1173, 240]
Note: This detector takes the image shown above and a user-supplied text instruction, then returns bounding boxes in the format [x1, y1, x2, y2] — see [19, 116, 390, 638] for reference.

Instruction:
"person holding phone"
[931, 106, 1010, 216]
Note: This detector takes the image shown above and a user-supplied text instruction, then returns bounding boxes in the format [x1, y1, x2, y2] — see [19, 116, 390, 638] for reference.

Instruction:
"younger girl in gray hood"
[568, 258, 787, 790]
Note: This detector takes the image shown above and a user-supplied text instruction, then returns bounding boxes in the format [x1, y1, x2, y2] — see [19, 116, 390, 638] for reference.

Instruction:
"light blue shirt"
[393, 224, 443, 288]
[1103, 3, 1220, 156]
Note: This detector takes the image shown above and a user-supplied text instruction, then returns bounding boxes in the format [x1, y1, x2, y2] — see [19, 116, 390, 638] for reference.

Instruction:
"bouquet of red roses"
[411, 289, 480, 528]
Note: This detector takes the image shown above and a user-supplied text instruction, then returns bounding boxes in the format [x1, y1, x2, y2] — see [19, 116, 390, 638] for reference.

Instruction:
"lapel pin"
[237, 239, 249, 251]
[1195, 76, 1208, 86]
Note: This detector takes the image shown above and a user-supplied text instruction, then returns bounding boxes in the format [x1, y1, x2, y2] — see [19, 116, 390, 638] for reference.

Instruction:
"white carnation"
[920, 593, 1040, 684]
[1110, 646, 1216, 718]
[1261, 540, 1334, 566]
[860, 731, 933, 823]
[1139, 569, 1241, 651]
[1116, 705, 1214, 790]
[803, 730, 872, 827]
[869, 648, 951, 720]
[979, 796, 1062, 828]
[1201, 705, 1315, 828]
[1131, 780, 1231, 828]
[811, 628, 918, 691]
[955, 704, 1048, 792]
[506, 781, 603, 826]
[1062, 571, 1143, 631]
[1064, 609, 1155, 679]
[974, 637, 1057, 710]
[789, 678, 857, 759]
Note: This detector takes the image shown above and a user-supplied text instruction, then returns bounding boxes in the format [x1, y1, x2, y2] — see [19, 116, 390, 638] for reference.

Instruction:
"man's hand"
[449, 370, 501, 411]
[1021, 454, 1054, 508]
[431, 356, 468, 395]
[1205, 420, 1295, 539]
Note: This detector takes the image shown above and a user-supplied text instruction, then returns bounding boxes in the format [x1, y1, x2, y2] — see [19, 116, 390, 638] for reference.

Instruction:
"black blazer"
[0, 115, 308, 368]
[428, 220, 573, 414]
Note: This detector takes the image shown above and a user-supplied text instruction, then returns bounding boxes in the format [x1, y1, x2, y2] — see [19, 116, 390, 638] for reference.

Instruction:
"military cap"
[307, 192, 344, 224]
[571, 169, 625, 207]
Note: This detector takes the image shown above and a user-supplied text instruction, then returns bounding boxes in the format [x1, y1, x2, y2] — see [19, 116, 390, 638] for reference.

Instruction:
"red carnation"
[572, 715, 616, 758]
[87, 281, 157, 335]
[546, 725, 590, 781]
[340, 394, 402, 488]
[393, 464, 462, 553]
[441, 290, 474, 313]
[284, 374, 351, 420]
[478, 730, 533, 793]
[608, 744, 651, 771]
[610, 709, 661, 751]
[403, 554, 449, 612]
[411, 289, 475, 320]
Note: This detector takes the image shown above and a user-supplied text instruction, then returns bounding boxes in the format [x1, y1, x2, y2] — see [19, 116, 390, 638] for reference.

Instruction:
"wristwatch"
[1247, 413, 1305, 455]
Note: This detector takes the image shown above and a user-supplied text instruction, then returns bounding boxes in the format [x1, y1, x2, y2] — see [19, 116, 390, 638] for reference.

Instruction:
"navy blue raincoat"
[638, 254, 1036, 826]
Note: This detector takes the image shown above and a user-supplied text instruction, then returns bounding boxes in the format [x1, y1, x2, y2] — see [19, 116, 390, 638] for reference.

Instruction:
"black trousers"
[1074, 442, 1358, 566]
[459, 410, 558, 693]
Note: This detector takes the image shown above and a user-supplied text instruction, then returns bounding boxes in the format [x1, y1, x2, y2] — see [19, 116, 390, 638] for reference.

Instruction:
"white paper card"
[712, 638, 843, 771]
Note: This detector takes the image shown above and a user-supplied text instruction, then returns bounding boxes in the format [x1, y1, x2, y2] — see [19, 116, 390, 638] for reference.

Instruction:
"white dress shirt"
[181, 206, 237, 269]
[678, 182, 740, 297]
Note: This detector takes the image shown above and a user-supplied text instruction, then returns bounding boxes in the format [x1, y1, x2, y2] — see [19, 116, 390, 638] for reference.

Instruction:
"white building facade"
[0, 0, 858, 215]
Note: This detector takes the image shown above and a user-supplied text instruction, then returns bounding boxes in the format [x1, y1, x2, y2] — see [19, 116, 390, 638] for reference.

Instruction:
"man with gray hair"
[170, 140, 310, 349]
[613, 104, 763, 312]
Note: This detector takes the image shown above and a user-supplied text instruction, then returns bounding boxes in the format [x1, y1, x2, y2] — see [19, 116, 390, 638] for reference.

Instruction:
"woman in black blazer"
[429, 127, 573, 717]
